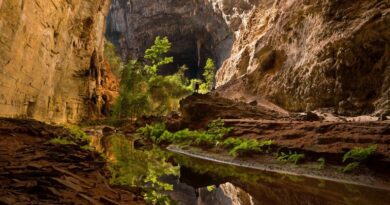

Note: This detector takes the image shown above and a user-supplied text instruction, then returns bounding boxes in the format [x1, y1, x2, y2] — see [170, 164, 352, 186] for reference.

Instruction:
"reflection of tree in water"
[105, 136, 388, 205]
[108, 134, 179, 204]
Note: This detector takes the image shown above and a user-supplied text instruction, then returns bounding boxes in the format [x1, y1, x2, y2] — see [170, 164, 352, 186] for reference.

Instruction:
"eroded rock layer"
[216, 0, 390, 115]
[0, 0, 117, 123]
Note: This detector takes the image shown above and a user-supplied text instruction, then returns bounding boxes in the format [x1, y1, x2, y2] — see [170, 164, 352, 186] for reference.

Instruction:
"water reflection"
[164, 151, 390, 205]
[94, 132, 390, 205]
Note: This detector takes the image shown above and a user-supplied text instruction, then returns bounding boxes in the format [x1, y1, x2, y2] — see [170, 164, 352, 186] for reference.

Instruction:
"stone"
[0, 0, 118, 123]
[215, 0, 390, 116]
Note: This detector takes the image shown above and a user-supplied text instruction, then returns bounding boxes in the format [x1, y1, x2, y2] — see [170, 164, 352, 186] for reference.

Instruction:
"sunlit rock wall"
[0, 0, 117, 123]
[216, 0, 390, 115]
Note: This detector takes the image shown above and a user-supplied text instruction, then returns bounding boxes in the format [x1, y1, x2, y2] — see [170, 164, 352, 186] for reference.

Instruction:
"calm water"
[148, 148, 390, 205]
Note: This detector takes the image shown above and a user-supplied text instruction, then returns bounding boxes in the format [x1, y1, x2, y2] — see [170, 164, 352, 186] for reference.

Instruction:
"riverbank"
[167, 145, 390, 191]
[0, 118, 144, 204]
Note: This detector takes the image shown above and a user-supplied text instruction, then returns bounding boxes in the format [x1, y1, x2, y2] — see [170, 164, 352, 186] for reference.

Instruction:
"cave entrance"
[157, 35, 213, 79]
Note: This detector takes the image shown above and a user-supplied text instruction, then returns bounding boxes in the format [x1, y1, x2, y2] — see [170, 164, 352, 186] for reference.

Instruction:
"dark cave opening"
[157, 35, 214, 79]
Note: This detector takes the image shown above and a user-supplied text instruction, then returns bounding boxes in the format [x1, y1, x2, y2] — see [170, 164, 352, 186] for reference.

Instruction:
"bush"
[138, 119, 233, 147]
[137, 123, 167, 143]
[206, 118, 233, 140]
[112, 36, 193, 119]
[342, 162, 360, 173]
[341, 145, 376, 173]
[104, 41, 123, 77]
[342, 145, 377, 163]
[228, 139, 274, 157]
[277, 151, 305, 164]
[222, 138, 243, 148]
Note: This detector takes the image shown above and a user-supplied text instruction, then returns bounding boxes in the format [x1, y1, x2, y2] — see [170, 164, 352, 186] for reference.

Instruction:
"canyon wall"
[215, 0, 390, 115]
[0, 0, 117, 123]
[108, 0, 390, 115]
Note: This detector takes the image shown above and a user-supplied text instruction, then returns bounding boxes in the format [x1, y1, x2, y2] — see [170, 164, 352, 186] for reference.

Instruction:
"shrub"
[342, 162, 360, 173]
[341, 145, 376, 173]
[277, 151, 305, 164]
[206, 118, 233, 140]
[202, 58, 216, 93]
[222, 138, 243, 148]
[104, 41, 123, 77]
[138, 119, 233, 147]
[207, 185, 216, 192]
[229, 140, 274, 157]
[66, 126, 91, 143]
[137, 123, 166, 143]
[342, 145, 377, 163]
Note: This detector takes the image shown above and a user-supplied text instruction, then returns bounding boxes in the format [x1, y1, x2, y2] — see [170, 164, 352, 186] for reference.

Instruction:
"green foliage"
[228, 139, 274, 157]
[342, 145, 376, 163]
[277, 151, 305, 164]
[317, 158, 326, 170]
[341, 145, 376, 173]
[113, 36, 193, 119]
[137, 123, 167, 144]
[206, 118, 232, 139]
[202, 58, 216, 92]
[138, 119, 233, 147]
[342, 162, 360, 173]
[147, 74, 192, 115]
[137, 120, 277, 158]
[108, 134, 179, 205]
[144, 190, 174, 205]
[206, 185, 216, 192]
[222, 138, 243, 148]
[66, 126, 91, 143]
[49, 137, 75, 145]
[144, 36, 174, 75]
[104, 41, 123, 77]
[112, 60, 150, 120]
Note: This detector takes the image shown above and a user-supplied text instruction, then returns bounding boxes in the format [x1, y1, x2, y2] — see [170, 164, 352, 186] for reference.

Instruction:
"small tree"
[104, 42, 123, 77]
[112, 36, 193, 120]
[112, 60, 150, 121]
[144, 36, 174, 75]
[203, 58, 216, 91]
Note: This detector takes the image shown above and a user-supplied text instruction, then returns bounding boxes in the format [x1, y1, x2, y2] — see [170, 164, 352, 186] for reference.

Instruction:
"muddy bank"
[0, 118, 144, 205]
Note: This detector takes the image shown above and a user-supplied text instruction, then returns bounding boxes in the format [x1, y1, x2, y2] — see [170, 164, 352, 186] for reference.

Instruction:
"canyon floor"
[0, 118, 144, 205]
[0, 94, 389, 204]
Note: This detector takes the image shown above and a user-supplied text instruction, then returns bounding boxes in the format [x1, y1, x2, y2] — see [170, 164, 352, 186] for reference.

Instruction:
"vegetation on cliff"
[107, 36, 216, 120]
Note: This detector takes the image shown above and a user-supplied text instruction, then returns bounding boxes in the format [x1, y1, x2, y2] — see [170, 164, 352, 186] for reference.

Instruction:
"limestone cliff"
[107, 0, 390, 116]
[215, 0, 390, 115]
[0, 0, 117, 123]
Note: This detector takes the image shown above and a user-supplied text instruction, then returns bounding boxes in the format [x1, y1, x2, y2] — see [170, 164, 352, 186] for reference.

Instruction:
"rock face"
[108, 0, 390, 116]
[0, 0, 117, 123]
[215, 0, 390, 115]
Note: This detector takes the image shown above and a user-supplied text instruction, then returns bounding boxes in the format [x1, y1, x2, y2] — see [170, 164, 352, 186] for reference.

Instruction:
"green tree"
[144, 36, 174, 75]
[203, 58, 216, 91]
[112, 36, 193, 119]
[104, 42, 123, 77]
[112, 60, 149, 121]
